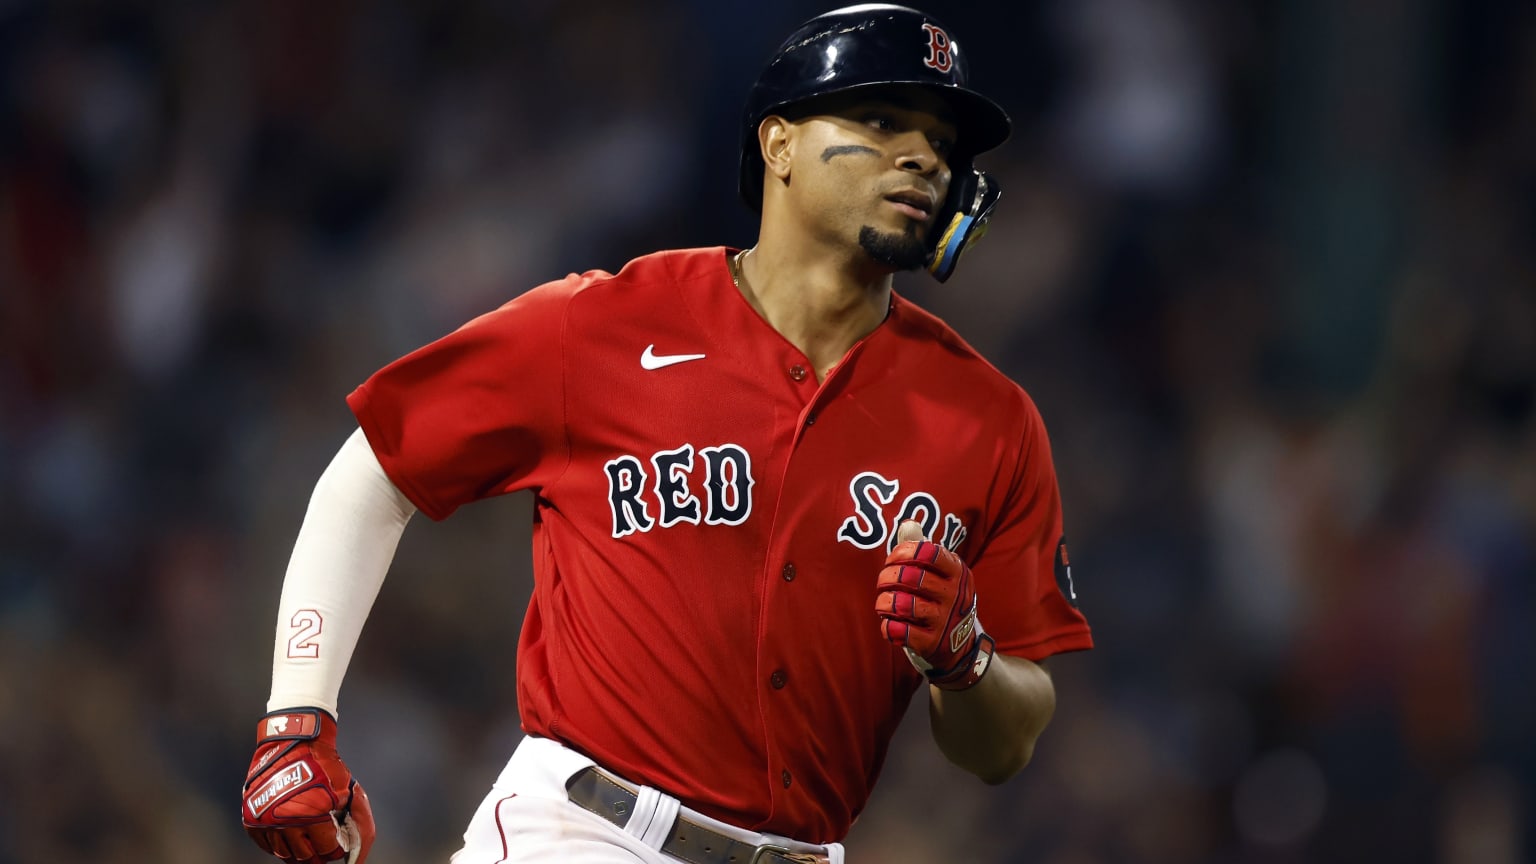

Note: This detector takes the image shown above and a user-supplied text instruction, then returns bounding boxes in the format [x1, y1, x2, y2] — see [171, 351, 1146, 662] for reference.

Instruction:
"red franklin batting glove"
[242, 708, 375, 864]
[876, 538, 996, 690]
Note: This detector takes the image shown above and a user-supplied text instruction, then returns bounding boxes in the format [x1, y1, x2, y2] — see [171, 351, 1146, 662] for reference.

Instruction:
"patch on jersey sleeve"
[1054, 536, 1078, 607]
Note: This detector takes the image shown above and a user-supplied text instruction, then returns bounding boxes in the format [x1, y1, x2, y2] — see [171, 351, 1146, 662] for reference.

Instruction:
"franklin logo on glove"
[247, 763, 315, 818]
[949, 603, 978, 653]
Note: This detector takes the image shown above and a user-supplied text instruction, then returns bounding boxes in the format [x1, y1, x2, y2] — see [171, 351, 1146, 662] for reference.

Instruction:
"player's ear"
[759, 115, 794, 184]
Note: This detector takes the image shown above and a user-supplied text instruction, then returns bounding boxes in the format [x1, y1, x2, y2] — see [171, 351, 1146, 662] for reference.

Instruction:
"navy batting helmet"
[739, 4, 1011, 281]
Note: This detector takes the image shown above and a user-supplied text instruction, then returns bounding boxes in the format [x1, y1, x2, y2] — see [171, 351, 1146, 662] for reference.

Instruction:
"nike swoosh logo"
[641, 344, 706, 370]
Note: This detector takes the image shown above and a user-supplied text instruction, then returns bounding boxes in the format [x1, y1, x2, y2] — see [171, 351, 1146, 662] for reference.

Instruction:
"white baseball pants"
[450, 735, 845, 864]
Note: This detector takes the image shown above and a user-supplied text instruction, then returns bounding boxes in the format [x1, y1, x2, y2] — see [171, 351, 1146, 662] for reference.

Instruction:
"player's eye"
[865, 114, 897, 132]
[931, 137, 955, 156]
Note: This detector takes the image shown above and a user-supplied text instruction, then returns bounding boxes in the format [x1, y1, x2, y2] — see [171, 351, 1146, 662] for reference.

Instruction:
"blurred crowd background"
[2, 0, 1532, 862]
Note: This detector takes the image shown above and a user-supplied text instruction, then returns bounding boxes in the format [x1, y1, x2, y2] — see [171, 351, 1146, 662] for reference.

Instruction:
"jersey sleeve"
[346, 280, 574, 521]
[967, 393, 1093, 661]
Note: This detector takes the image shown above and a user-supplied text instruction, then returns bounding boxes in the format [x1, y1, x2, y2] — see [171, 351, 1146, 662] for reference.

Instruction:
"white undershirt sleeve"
[266, 427, 416, 717]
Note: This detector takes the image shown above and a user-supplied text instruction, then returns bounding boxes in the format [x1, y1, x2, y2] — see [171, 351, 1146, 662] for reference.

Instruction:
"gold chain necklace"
[729, 247, 756, 292]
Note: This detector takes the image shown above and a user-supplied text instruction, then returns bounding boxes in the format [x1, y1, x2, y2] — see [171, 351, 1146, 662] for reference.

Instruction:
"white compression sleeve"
[266, 427, 416, 717]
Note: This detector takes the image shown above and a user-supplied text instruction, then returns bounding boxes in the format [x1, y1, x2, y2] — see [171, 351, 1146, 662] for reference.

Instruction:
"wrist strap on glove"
[257, 707, 327, 744]
[913, 631, 996, 691]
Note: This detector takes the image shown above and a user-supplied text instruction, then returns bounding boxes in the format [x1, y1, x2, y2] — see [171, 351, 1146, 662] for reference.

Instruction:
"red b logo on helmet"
[921, 23, 953, 73]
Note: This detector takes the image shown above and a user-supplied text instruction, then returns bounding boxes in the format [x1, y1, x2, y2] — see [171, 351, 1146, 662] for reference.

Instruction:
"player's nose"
[893, 131, 944, 176]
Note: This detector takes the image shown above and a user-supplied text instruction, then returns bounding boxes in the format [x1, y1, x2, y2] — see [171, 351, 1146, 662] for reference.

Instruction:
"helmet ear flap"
[925, 169, 1001, 282]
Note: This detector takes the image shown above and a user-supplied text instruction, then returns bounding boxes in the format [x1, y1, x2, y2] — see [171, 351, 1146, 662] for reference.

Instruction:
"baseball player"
[240, 5, 1093, 863]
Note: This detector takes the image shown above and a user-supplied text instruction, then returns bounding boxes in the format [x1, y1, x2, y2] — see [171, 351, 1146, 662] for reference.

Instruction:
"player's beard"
[858, 224, 928, 271]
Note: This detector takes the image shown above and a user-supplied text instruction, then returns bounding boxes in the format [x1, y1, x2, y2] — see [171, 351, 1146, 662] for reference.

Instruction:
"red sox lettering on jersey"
[835, 470, 968, 552]
[347, 247, 1092, 844]
[606, 444, 754, 537]
[607, 451, 968, 553]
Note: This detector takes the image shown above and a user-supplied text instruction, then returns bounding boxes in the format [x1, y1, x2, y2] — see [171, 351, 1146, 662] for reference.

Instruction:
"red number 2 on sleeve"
[286, 609, 323, 659]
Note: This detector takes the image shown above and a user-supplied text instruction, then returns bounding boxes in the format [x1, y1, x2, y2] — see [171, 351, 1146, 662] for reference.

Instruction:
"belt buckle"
[749, 845, 820, 864]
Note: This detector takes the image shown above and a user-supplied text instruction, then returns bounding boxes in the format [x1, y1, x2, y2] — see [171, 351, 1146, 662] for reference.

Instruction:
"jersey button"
[788, 364, 808, 382]
[770, 670, 787, 689]
[782, 770, 793, 788]
[780, 563, 796, 582]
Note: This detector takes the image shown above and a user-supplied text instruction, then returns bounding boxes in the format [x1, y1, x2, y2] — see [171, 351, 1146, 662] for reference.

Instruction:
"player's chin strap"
[925, 169, 1002, 283]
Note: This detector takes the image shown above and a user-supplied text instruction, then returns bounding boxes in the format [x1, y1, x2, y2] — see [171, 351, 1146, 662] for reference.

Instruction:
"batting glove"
[876, 533, 996, 691]
[242, 707, 375, 864]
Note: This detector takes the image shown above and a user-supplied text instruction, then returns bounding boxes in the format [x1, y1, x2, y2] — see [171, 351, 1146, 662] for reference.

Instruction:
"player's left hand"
[875, 520, 996, 690]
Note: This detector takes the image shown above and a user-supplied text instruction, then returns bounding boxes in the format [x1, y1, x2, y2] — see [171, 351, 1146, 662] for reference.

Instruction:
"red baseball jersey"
[348, 247, 1092, 842]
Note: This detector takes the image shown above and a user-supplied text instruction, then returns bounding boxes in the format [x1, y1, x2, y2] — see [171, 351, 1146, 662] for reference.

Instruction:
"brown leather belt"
[565, 767, 828, 864]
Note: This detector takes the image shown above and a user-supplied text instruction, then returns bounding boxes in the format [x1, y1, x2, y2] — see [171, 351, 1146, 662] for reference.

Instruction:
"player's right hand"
[241, 707, 375, 864]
